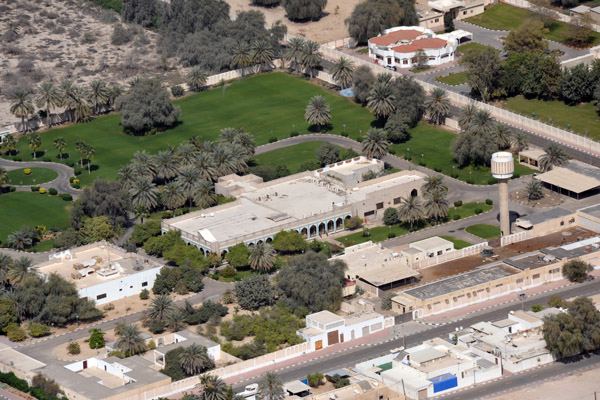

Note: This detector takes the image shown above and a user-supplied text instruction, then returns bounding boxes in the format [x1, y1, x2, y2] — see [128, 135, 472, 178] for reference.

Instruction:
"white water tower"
[491, 152, 514, 236]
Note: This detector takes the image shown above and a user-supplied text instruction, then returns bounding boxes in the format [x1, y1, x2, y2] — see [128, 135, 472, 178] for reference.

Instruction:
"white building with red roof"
[368, 26, 465, 69]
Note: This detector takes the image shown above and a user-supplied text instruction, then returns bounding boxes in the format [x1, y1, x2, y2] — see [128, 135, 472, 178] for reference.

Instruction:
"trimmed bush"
[434, 167, 442, 172]
[24, 168, 32, 175]
[170, 85, 185, 97]
[28, 322, 51, 337]
[39, 188, 47, 194]
[485, 199, 493, 205]
[60, 194, 73, 201]
[474, 208, 483, 214]
[6, 323, 27, 342]
[341, 132, 349, 137]
[31, 186, 40, 192]
[387, 232, 396, 238]
[512, 173, 520, 179]
[453, 200, 462, 207]
[73, 179, 80, 185]
[69, 176, 75, 183]
[49, 188, 58, 195]
[9, 186, 16, 192]
[290, 131, 299, 137]
[268, 137, 278, 143]
[74, 169, 82, 176]
[66, 161, 75, 167]
[466, 179, 475, 184]
[418, 161, 426, 167]
[43, 157, 51, 162]
[67, 342, 81, 355]
[453, 214, 461, 220]
[139, 288, 149, 300]
[488, 178, 498, 185]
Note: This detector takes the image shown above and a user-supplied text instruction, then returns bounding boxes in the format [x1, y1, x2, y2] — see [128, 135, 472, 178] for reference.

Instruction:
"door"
[83, 360, 88, 369]
[327, 330, 339, 346]
[340, 333, 344, 343]
[418, 389, 427, 399]
[315, 340, 323, 350]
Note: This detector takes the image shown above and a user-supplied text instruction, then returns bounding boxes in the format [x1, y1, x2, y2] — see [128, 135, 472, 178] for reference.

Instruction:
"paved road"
[0, 158, 79, 196]
[231, 278, 600, 392]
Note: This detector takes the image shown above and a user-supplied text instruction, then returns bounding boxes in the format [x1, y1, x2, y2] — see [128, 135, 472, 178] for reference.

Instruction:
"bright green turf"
[466, 224, 501, 239]
[338, 224, 411, 246]
[503, 95, 600, 141]
[4, 73, 375, 186]
[456, 42, 501, 56]
[392, 123, 535, 185]
[0, 192, 71, 244]
[29, 239, 56, 252]
[447, 202, 493, 219]
[6, 168, 58, 186]
[435, 71, 468, 86]
[254, 142, 326, 173]
[440, 235, 473, 249]
[466, 3, 600, 46]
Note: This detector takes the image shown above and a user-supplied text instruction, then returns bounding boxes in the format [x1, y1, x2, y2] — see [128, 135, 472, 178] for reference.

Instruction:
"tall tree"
[257, 372, 285, 400]
[28, 133, 41, 160]
[304, 96, 331, 132]
[8, 257, 33, 286]
[129, 176, 160, 210]
[53, 137, 67, 160]
[35, 82, 60, 127]
[367, 79, 396, 120]
[161, 181, 185, 213]
[114, 324, 148, 356]
[153, 148, 180, 180]
[2, 134, 17, 155]
[282, 0, 327, 21]
[192, 180, 218, 209]
[179, 344, 212, 376]
[0, 168, 7, 195]
[352, 65, 375, 104]
[458, 103, 478, 131]
[512, 132, 529, 153]
[285, 37, 305, 72]
[148, 294, 176, 324]
[187, 66, 208, 92]
[504, 20, 548, 54]
[198, 375, 228, 400]
[539, 143, 568, 172]
[84, 144, 95, 175]
[424, 190, 448, 223]
[195, 152, 217, 182]
[460, 47, 503, 102]
[176, 166, 200, 207]
[301, 40, 321, 78]
[331, 57, 355, 89]
[361, 128, 390, 159]
[425, 87, 450, 125]
[232, 42, 253, 76]
[251, 39, 274, 72]
[249, 243, 276, 273]
[421, 175, 447, 195]
[10, 89, 34, 134]
[89, 80, 110, 114]
[398, 195, 424, 228]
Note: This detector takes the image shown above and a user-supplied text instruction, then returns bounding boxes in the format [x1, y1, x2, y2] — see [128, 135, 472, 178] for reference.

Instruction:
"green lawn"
[392, 123, 535, 185]
[338, 224, 411, 246]
[440, 235, 473, 249]
[456, 42, 501, 57]
[466, 3, 600, 46]
[254, 142, 327, 173]
[466, 224, 501, 239]
[357, 48, 369, 54]
[435, 71, 468, 86]
[448, 202, 493, 219]
[6, 168, 58, 186]
[4, 73, 376, 186]
[502, 95, 600, 140]
[0, 192, 71, 244]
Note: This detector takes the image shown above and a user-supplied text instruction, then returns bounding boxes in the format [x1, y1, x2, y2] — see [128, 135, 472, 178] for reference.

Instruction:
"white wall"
[78, 266, 162, 305]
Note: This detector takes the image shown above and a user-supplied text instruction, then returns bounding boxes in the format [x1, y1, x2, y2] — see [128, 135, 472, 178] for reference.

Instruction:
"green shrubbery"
[67, 342, 81, 355]
[139, 289, 150, 300]
[6, 323, 27, 342]
[132, 220, 162, 246]
[28, 322, 51, 337]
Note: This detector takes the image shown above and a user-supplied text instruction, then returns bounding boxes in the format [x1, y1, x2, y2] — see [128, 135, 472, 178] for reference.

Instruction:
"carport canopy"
[535, 160, 600, 194]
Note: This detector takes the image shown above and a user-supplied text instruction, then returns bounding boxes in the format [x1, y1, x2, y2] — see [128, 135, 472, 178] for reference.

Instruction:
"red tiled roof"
[369, 29, 423, 46]
[391, 38, 448, 53]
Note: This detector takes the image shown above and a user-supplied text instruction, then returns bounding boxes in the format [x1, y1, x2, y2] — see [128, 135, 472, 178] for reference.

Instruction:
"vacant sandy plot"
[225, 0, 362, 43]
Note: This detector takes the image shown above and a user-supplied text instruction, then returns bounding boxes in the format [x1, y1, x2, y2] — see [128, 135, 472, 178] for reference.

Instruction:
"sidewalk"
[0, 388, 27, 400]
[421, 269, 600, 324]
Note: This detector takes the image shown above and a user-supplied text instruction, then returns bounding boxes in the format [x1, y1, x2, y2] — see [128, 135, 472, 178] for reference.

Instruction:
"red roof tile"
[369, 29, 423, 46]
[391, 38, 448, 53]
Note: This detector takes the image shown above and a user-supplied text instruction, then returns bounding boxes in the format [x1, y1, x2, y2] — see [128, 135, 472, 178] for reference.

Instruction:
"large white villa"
[367, 26, 471, 69]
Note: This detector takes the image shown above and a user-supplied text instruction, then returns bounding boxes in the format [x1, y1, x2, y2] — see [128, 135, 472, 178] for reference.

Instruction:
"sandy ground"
[0, 0, 163, 127]
[511, 187, 564, 207]
[489, 367, 600, 400]
[225, 0, 363, 42]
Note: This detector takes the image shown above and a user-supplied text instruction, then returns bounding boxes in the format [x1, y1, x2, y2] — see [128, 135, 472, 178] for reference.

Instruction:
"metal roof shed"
[284, 380, 311, 396]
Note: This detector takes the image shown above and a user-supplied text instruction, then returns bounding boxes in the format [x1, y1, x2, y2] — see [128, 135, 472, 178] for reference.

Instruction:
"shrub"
[268, 137, 278, 143]
[88, 328, 105, 349]
[222, 289, 235, 304]
[290, 131, 299, 137]
[512, 173, 520, 179]
[111, 24, 133, 46]
[67, 342, 81, 355]
[383, 207, 399, 226]
[148, 321, 165, 334]
[466, 179, 475, 184]
[434, 167, 442, 172]
[24, 168, 31, 175]
[39, 188, 47, 194]
[170, 85, 185, 97]
[147, 340, 156, 350]
[6, 323, 27, 342]
[381, 293, 394, 310]
[453, 214, 461, 220]
[69, 176, 75, 183]
[341, 132, 349, 137]
[563, 259, 593, 283]
[67, 161, 75, 167]
[454, 200, 462, 207]
[485, 199, 493, 205]
[548, 295, 565, 308]
[73, 179, 80, 184]
[74, 168, 82, 176]
[387, 232, 396, 238]
[307, 372, 324, 388]
[418, 161, 426, 167]
[344, 216, 363, 230]
[12, 157, 22, 162]
[531, 304, 544, 312]
[31, 186, 40, 192]
[0, 371, 29, 392]
[28, 322, 51, 337]
[139, 288, 149, 300]
[474, 208, 483, 214]
[43, 157, 51, 162]
[61, 194, 73, 201]
[49, 188, 57, 195]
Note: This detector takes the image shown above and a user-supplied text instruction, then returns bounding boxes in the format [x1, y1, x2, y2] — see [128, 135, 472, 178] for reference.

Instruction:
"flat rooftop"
[319, 158, 382, 177]
[308, 310, 344, 325]
[157, 330, 219, 354]
[410, 236, 453, 252]
[516, 207, 572, 226]
[535, 160, 600, 194]
[541, 236, 600, 260]
[404, 264, 517, 301]
[579, 204, 600, 219]
[34, 243, 161, 290]
[504, 252, 557, 271]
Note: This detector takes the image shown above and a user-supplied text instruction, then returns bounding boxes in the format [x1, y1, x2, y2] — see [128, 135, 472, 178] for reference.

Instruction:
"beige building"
[514, 207, 576, 236]
[420, 0, 488, 29]
[534, 160, 600, 199]
[518, 148, 546, 170]
[162, 157, 427, 254]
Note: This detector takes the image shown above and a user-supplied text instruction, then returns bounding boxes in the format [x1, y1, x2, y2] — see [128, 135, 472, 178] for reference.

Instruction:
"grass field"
[4, 73, 376, 185]
[435, 71, 468, 86]
[6, 168, 58, 186]
[502, 95, 600, 140]
[448, 202, 493, 219]
[254, 142, 329, 173]
[440, 236, 472, 249]
[338, 224, 412, 246]
[456, 42, 501, 56]
[390, 123, 534, 185]
[466, 3, 600, 46]
[0, 192, 71, 244]
[466, 224, 501, 239]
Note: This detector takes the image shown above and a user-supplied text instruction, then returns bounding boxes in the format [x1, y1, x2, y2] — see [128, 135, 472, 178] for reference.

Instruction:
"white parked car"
[237, 383, 258, 399]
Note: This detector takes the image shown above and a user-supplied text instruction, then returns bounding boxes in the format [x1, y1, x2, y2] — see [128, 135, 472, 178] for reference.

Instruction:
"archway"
[301, 228, 308, 239]
[257, 240, 264, 245]
[265, 237, 272, 243]
[309, 225, 317, 238]
[327, 220, 334, 232]
[336, 218, 343, 230]
[318, 222, 326, 236]
[247, 242, 255, 249]
[411, 189, 418, 197]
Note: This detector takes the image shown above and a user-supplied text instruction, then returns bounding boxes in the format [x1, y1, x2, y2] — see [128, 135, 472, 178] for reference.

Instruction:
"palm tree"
[539, 143, 568, 172]
[176, 166, 201, 207]
[527, 178, 544, 201]
[361, 128, 390, 159]
[59, 80, 76, 122]
[195, 152, 217, 182]
[0, 254, 12, 285]
[512, 132, 529, 153]
[167, 307, 185, 331]
[89, 80, 109, 114]
[28, 133, 41, 160]
[187, 66, 207, 92]
[285, 37, 305, 72]
[233, 42, 253, 76]
[75, 140, 87, 168]
[251, 39, 274, 72]
[469, 109, 495, 136]
[161, 181, 185, 213]
[10, 89, 34, 133]
[424, 190, 448, 223]
[458, 103, 478, 131]
[130, 176, 160, 210]
[198, 375, 228, 400]
[114, 324, 147, 356]
[367, 80, 396, 120]
[71, 86, 92, 123]
[132, 150, 156, 177]
[421, 175, 447, 195]
[118, 164, 137, 189]
[35, 82, 60, 127]
[129, 76, 143, 90]
[0, 168, 8, 195]
[304, 96, 331, 132]
[398, 195, 424, 229]
[177, 142, 198, 167]
[192, 180, 217, 209]
[53, 137, 67, 160]
[2, 134, 17, 155]
[232, 131, 255, 159]
[425, 87, 450, 125]
[148, 294, 176, 324]
[495, 124, 512, 150]
[301, 40, 321, 78]
[257, 372, 285, 400]
[219, 127, 239, 144]
[8, 257, 33, 286]
[249, 243, 276, 273]
[179, 344, 212, 376]
[84, 144, 95, 174]
[6, 230, 32, 251]
[107, 85, 123, 109]
[153, 148, 179, 180]
[331, 57, 355, 89]
[212, 144, 243, 176]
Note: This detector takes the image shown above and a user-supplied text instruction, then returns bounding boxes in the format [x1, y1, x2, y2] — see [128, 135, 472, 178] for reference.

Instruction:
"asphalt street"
[0, 158, 79, 196]
[231, 278, 600, 392]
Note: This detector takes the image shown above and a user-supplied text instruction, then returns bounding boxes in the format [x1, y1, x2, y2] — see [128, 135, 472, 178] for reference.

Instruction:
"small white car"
[390, 346, 405, 353]
[237, 383, 258, 399]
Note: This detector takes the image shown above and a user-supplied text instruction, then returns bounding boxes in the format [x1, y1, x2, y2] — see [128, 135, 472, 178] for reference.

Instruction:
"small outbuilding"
[284, 380, 311, 397]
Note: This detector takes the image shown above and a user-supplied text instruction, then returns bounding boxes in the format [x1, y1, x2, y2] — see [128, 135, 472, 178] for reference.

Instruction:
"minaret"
[491, 152, 514, 237]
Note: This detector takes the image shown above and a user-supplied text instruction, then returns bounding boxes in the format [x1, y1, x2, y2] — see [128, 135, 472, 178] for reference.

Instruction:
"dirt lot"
[0, 0, 163, 127]
[225, 0, 361, 43]
[511, 187, 564, 208]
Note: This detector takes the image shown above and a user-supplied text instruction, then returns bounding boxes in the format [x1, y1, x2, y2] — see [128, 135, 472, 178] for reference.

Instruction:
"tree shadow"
[370, 119, 386, 129]
[308, 123, 333, 133]
[33, 151, 45, 159]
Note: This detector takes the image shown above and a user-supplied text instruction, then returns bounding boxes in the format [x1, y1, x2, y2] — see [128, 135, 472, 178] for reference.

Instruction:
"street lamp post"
[407, 148, 410, 158]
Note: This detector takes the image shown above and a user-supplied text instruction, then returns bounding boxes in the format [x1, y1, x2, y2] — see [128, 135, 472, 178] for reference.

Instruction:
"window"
[516, 278, 524, 284]
[142, 281, 148, 287]
[403, 59, 408, 65]
[496, 283, 503, 287]
[435, 18, 439, 22]
[560, 221, 565, 226]
[437, 250, 443, 256]
[130, 285, 133, 289]
[569, 218, 575, 223]
[376, 202, 384, 209]
[533, 274, 540, 279]
[463, 10, 467, 14]
[364, 210, 375, 217]
[551, 268, 560, 274]
[394, 197, 401, 204]
[97, 293, 107, 300]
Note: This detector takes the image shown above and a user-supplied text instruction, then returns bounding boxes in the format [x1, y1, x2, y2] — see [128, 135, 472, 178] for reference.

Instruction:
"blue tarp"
[339, 88, 354, 97]
[301, 379, 308, 385]
[429, 374, 457, 393]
